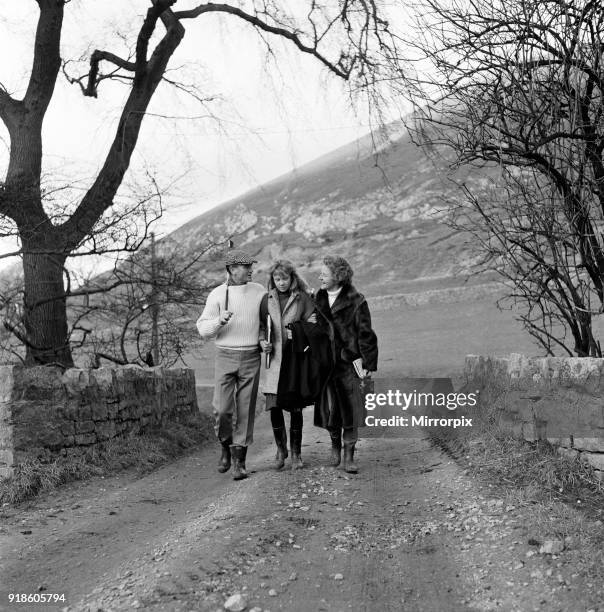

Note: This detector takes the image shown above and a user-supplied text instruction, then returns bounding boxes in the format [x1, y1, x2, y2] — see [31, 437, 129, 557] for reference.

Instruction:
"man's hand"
[219, 310, 233, 326]
[260, 340, 273, 354]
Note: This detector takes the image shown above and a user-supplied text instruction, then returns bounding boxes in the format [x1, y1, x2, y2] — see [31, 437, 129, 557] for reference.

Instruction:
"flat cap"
[225, 249, 257, 266]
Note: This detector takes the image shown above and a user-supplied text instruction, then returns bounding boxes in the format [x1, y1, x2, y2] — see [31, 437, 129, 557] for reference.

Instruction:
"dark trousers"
[328, 426, 358, 444]
[326, 362, 361, 443]
[270, 408, 303, 430]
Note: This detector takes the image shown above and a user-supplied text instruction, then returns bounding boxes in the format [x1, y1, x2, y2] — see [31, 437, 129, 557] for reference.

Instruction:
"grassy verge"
[429, 396, 604, 586]
[0, 414, 214, 506]
[430, 400, 603, 510]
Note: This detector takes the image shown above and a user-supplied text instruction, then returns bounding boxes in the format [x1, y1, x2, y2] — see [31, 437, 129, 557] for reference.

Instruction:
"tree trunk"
[21, 249, 73, 366]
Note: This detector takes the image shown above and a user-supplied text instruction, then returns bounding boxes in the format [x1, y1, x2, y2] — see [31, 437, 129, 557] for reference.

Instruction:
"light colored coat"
[260, 288, 314, 394]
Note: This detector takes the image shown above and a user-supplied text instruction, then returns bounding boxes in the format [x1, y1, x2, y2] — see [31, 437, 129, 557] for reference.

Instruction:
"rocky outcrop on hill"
[169, 124, 486, 295]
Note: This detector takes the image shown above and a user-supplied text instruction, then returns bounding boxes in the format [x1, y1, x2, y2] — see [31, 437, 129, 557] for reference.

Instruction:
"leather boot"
[329, 432, 342, 467]
[272, 427, 288, 470]
[290, 429, 303, 470]
[217, 437, 232, 473]
[343, 442, 358, 474]
[241, 446, 248, 475]
[231, 445, 248, 480]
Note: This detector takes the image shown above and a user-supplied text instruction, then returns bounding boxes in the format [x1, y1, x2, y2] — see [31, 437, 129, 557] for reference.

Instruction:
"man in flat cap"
[196, 249, 266, 480]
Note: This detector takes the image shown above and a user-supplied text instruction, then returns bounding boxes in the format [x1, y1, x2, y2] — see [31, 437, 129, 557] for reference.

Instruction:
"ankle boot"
[290, 429, 303, 470]
[231, 445, 248, 480]
[343, 443, 358, 474]
[241, 446, 248, 475]
[272, 427, 288, 470]
[329, 432, 342, 467]
[217, 437, 232, 473]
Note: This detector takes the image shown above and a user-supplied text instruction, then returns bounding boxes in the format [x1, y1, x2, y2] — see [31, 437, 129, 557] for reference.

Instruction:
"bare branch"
[23, 1, 64, 118]
[83, 50, 137, 98]
[62, 7, 185, 248]
[173, 3, 352, 78]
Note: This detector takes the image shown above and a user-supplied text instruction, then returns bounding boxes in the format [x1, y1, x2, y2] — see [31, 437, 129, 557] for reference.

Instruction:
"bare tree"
[0, 170, 166, 365]
[0, 230, 239, 368]
[0, 0, 398, 366]
[403, 0, 604, 356]
[71, 235, 218, 368]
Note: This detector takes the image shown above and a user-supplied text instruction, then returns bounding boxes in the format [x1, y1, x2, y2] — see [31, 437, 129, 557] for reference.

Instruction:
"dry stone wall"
[464, 353, 604, 478]
[368, 282, 501, 312]
[0, 365, 199, 478]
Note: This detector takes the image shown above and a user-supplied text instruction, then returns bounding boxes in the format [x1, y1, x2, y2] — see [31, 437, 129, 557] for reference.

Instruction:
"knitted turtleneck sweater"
[196, 282, 266, 349]
[326, 286, 343, 308]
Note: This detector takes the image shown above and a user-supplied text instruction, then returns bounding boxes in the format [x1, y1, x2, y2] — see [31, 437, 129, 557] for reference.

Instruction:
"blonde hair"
[267, 259, 311, 294]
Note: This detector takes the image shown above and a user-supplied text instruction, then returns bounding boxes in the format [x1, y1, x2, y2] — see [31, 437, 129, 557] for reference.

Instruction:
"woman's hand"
[260, 340, 273, 354]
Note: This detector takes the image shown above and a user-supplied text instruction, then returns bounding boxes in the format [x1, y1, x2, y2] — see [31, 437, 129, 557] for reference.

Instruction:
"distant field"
[187, 295, 541, 384]
[371, 297, 538, 378]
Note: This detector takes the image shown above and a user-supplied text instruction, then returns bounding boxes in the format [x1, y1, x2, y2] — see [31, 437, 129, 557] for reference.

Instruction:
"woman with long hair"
[313, 255, 378, 473]
[259, 260, 316, 469]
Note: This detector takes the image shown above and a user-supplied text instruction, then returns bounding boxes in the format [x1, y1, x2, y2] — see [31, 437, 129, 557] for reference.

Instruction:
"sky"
[0, 1, 399, 274]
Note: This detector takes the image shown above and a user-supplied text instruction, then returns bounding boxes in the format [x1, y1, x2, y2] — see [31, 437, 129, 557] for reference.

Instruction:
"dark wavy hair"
[323, 255, 353, 287]
[267, 259, 311, 294]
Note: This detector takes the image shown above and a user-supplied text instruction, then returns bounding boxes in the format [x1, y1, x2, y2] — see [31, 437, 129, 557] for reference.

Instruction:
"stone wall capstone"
[0, 365, 199, 478]
[464, 353, 604, 478]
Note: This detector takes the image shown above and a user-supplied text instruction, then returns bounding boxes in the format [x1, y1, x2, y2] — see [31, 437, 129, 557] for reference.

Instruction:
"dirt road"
[0, 420, 601, 612]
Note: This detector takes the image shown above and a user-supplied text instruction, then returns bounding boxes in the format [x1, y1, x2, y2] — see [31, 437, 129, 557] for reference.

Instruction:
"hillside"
[0, 124, 540, 371]
[0, 124, 491, 298]
[168, 123, 491, 296]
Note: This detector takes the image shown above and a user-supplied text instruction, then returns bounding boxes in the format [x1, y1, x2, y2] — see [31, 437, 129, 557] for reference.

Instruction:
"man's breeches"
[213, 348, 261, 447]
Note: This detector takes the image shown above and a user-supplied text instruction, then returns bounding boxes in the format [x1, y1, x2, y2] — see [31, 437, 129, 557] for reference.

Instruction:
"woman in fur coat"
[313, 255, 378, 473]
